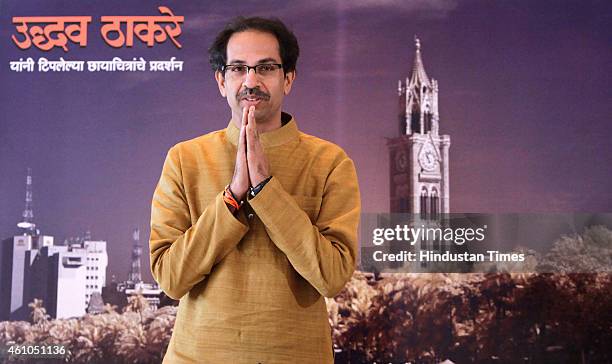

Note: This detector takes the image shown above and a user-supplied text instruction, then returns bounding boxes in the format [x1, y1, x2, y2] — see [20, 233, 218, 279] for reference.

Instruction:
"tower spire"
[410, 35, 430, 87]
[397, 36, 440, 135]
[17, 167, 36, 235]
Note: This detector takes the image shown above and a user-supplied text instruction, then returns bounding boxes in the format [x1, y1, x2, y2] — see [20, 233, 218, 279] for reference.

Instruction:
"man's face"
[215, 30, 295, 128]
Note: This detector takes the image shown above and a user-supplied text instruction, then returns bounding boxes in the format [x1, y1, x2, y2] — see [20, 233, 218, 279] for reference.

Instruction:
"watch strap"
[248, 176, 272, 199]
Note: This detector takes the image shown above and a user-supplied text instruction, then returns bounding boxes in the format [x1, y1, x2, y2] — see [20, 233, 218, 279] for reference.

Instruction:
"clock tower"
[388, 37, 450, 217]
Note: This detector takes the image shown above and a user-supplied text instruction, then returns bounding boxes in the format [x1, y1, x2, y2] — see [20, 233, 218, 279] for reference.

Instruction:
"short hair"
[208, 16, 300, 75]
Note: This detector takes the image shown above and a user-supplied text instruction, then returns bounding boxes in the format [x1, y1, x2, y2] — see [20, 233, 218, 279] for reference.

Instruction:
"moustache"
[237, 88, 270, 101]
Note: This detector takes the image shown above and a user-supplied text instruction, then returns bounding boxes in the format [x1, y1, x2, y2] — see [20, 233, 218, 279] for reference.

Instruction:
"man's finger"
[238, 107, 248, 154]
[248, 106, 256, 129]
[238, 120, 247, 154]
[242, 106, 248, 126]
[246, 106, 257, 147]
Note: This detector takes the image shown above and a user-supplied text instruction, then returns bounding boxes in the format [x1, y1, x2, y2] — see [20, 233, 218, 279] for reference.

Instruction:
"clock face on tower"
[395, 150, 408, 172]
[418, 143, 438, 172]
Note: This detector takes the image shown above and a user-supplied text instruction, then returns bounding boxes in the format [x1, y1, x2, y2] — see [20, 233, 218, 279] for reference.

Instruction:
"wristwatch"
[248, 176, 272, 199]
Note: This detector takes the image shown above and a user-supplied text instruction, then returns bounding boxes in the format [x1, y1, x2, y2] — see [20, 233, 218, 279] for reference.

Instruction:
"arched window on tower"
[420, 187, 429, 219]
[424, 112, 432, 133]
[431, 188, 439, 220]
[399, 197, 408, 212]
[411, 104, 420, 134]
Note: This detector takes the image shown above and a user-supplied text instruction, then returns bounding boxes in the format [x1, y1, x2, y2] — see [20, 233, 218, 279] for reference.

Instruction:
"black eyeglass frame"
[221, 63, 284, 76]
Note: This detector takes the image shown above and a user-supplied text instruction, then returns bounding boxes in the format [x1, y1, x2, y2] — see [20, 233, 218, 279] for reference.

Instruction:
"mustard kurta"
[149, 115, 361, 363]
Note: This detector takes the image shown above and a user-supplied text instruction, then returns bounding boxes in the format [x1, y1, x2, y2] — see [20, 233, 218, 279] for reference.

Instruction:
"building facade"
[0, 234, 108, 320]
[0, 235, 42, 320]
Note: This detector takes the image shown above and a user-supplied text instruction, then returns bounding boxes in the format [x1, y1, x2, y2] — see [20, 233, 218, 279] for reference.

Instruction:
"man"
[149, 17, 360, 363]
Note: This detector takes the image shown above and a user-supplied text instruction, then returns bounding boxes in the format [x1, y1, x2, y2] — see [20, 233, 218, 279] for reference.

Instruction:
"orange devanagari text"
[11, 16, 91, 52]
[100, 6, 183, 49]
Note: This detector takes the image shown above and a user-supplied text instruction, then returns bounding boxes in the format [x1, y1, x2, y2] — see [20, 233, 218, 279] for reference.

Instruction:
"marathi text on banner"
[100, 6, 183, 48]
[10, 7, 183, 51]
[8, 57, 184, 73]
[11, 16, 91, 52]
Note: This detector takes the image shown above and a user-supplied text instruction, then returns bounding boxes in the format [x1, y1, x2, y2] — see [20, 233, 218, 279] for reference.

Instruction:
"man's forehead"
[226, 30, 281, 63]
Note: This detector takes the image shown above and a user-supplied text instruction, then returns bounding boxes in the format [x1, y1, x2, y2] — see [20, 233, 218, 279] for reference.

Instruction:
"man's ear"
[214, 70, 227, 97]
[283, 70, 296, 96]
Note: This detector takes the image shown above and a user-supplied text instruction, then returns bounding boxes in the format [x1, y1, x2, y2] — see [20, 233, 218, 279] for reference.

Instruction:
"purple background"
[1, 1, 610, 283]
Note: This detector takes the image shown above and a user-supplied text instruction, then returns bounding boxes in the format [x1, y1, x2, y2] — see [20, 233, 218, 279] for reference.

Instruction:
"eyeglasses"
[222, 63, 283, 78]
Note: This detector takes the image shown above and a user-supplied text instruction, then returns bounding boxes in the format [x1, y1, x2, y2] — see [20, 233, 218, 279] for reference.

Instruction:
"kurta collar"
[225, 112, 299, 148]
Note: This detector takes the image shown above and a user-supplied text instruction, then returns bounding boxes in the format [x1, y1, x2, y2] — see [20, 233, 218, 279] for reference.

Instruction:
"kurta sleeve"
[248, 156, 361, 298]
[149, 146, 249, 300]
